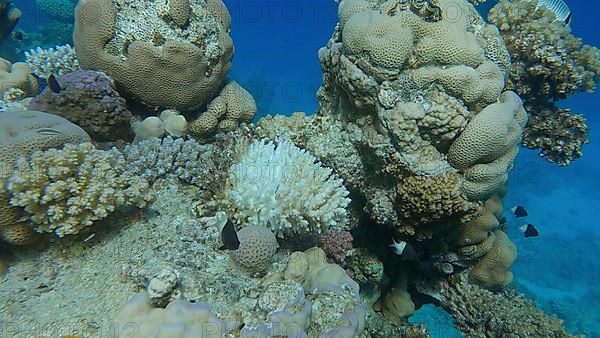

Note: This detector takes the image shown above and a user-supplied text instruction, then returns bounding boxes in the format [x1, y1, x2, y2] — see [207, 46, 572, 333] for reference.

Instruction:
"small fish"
[47, 74, 62, 93]
[218, 219, 240, 250]
[532, 0, 572, 25]
[499, 216, 508, 226]
[511, 205, 528, 218]
[389, 238, 418, 260]
[12, 30, 23, 41]
[519, 223, 540, 238]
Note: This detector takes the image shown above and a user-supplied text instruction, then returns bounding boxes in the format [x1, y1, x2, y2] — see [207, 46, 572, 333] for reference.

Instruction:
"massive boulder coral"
[224, 139, 351, 238]
[6, 143, 155, 237]
[488, 0, 599, 164]
[0, 57, 39, 97]
[28, 70, 132, 141]
[0, 0, 20, 45]
[73, 0, 233, 111]
[0, 109, 90, 244]
[188, 80, 257, 140]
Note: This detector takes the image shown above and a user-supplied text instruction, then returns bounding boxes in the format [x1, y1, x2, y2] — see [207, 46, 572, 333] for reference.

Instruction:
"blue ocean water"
[1, 0, 599, 336]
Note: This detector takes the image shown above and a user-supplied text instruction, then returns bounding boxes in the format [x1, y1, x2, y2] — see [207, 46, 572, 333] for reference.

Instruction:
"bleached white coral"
[7, 143, 155, 237]
[24, 44, 80, 79]
[225, 139, 351, 238]
[122, 136, 212, 186]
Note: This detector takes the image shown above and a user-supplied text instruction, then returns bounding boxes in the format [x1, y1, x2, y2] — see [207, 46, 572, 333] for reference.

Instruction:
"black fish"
[389, 238, 418, 260]
[47, 74, 61, 93]
[218, 219, 240, 250]
[519, 224, 540, 238]
[499, 216, 508, 226]
[511, 205, 528, 218]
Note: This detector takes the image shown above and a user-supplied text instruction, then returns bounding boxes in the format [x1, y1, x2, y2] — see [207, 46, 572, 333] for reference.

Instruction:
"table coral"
[28, 70, 132, 142]
[7, 143, 155, 237]
[74, 0, 233, 112]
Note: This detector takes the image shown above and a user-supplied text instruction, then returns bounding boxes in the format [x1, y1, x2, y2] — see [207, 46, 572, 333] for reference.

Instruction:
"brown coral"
[440, 273, 579, 337]
[73, 0, 233, 111]
[0, 57, 39, 97]
[469, 230, 516, 290]
[0, 110, 90, 245]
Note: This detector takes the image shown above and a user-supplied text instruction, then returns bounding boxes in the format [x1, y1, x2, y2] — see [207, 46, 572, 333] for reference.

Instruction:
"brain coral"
[74, 0, 233, 111]
[225, 139, 351, 238]
[230, 225, 278, 273]
[7, 143, 155, 237]
[28, 70, 132, 142]
[0, 109, 90, 244]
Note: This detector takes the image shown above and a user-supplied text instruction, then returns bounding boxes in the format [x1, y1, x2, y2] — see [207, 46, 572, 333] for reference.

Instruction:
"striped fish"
[531, 0, 572, 24]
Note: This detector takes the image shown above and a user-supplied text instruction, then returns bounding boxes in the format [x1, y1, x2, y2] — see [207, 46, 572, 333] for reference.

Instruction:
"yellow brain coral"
[7, 143, 155, 237]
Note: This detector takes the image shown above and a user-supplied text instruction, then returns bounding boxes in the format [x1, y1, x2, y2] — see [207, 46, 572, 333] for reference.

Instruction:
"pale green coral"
[7, 143, 155, 237]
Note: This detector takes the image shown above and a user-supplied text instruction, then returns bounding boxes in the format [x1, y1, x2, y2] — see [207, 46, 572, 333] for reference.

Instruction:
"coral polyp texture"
[7, 143, 155, 237]
[28, 70, 133, 142]
[224, 139, 351, 238]
[488, 0, 599, 165]
[0, 109, 90, 244]
[73, 0, 233, 111]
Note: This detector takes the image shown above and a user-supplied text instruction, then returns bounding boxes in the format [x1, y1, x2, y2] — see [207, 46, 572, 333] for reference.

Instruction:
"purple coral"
[28, 70, 132, 141]
[315, 230, 353, 266]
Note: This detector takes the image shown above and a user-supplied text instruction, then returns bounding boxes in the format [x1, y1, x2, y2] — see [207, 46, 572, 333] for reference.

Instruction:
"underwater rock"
[147, 268, 180, 307]
[28, 70, 133, 142]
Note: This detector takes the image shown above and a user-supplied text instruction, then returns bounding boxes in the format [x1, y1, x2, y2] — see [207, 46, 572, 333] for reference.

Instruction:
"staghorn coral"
[224, 139, 351, 238]
[0, 57, 39, 97]
[24, 44, 80, 79]
[28, 70, 132, 142]
[7, 143, 155, 237]
[0, 0, 20, 45]
[74, 0, 233, 112]
[188, 80, 256, 140]
[0, 109, 90, 245]
[439, 273, 579, 337]
[523, 105, 590, 166]
[230, 225, 279, 274]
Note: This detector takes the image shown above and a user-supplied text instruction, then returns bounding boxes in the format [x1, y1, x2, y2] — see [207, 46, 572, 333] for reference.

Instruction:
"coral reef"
[314, 229, 353, 265]
[0, 109, 90, 245]
[0, 0, 20, 45]
[522, 105, 590, 166]
[488, 0, 599, 165]
[438, 273, 580, 337]
[0, 57, 39, 97]
[73, 0, 233, 112]
[24, 44, 80, 79]
[28, 70, 132, 141]
[188, 80, 257, 140]
[224, 139, 351, 238]
[36, 0, 77, 22]
[7, 143, 155, 237]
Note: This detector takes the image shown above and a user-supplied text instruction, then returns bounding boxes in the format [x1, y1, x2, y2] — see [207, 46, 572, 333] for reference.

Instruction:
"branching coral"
[439, 274, 579, 337]
[7, 143, 155, 237]
[24, 44, 80, 79]
[224, 139, 351, 238]
[488, 0, 598, 165]
[522, 105, 590, 166]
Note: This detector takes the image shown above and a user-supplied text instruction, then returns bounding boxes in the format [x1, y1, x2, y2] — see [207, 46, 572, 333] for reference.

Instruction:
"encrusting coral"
[28, 70, 133, 142]
[7, 143, 155, 237]
[74, 0, 233, 112]
[224, 139, 351, 238]
[0, 109, 90, 245]
[488, 0, 599, 165]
